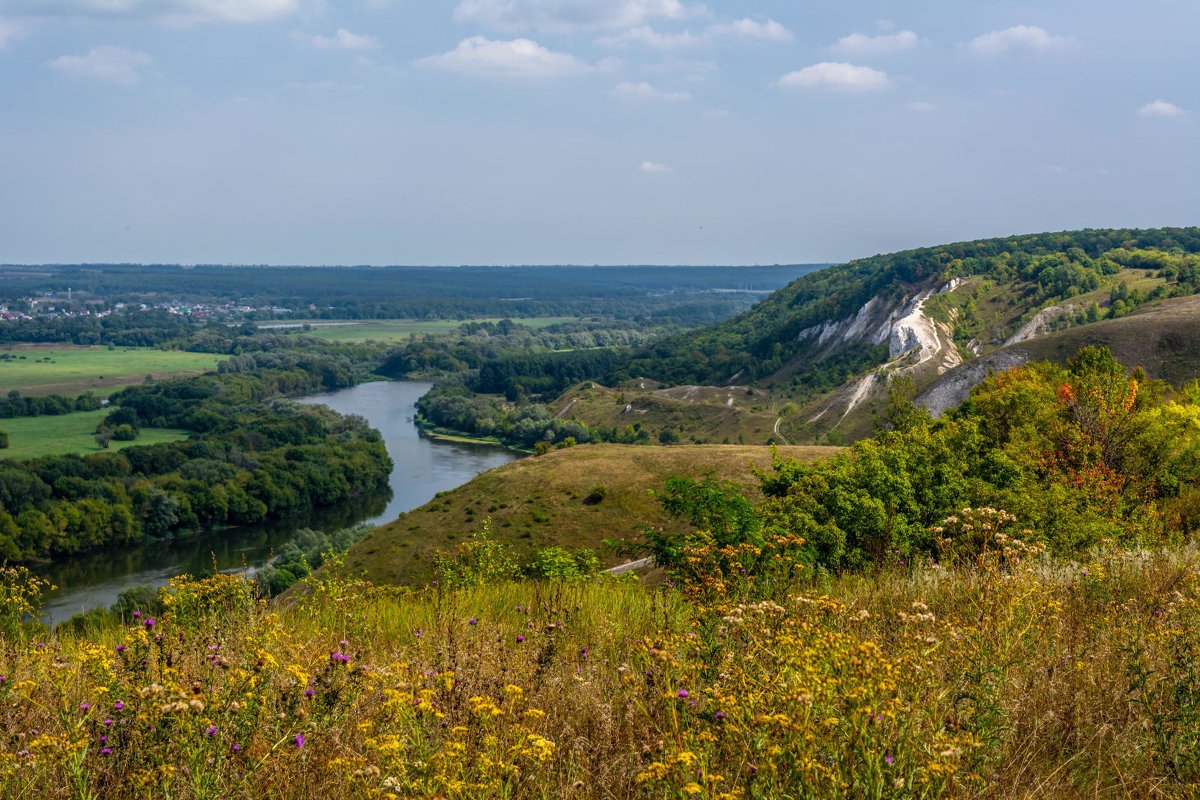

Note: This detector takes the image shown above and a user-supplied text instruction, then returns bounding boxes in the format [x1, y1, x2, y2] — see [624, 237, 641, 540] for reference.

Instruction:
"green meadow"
[0, 346, 222, 396]
[0, 408, 188, 460]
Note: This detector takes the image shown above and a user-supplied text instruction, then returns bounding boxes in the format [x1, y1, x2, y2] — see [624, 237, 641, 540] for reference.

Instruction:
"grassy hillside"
[548, 381, 785, 446]
[1006, 293, 1200, 382]
[917, 294, 1200, 416]
[341, 443, 838, 584]
[621, 227, 1200, 388]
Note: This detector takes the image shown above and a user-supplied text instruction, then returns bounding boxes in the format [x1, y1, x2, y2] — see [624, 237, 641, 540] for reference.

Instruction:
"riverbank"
[38, 380, 517, 622]
[414, 418, 533, 452]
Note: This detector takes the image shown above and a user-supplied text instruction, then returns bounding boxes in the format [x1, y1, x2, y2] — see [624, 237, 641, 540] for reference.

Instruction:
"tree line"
[0, 367, 391, 562]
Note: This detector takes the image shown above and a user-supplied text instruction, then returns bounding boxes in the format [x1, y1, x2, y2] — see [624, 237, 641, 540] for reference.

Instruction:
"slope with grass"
[570, 228, 1200, 444]
[918, 293, 1200, 415]
[341, 443, 838, 584]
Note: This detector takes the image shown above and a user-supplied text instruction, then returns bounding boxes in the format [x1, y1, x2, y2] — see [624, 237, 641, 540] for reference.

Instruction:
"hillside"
[918, 293, 1200, 414]
[563, 228, 1200, 443]
[340, 443, 838, 584]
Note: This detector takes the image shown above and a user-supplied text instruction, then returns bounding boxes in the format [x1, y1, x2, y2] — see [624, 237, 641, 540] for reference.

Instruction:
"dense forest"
[623, 227, 1200, 386]
[0, 365, 391, 561]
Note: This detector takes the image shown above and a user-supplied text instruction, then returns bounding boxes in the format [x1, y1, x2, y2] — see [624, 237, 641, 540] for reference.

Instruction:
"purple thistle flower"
[80, 703, 91, 712]
[294, 733, 305, 750]
[144, 618, 156, 629]
[205, 726, 217, 736]
[715, 711, 727, 720]
[103, 719, 113, 727]
[468, 617, 477, 625]
[305, 688, 315, 698]
[231, 743, 242, 752]
[885, 754, 895, 766]
[677, 689, 689, 698]
[114, 701, 125, 711]
[132, 610, 141, 618]
[516, 635, 526, 643]
[99, 736, 107, 743]
[115, 645, 125, 654]
[100, 748, 112, 756]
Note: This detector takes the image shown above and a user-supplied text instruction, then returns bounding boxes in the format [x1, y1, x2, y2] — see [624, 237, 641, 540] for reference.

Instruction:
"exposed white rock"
[1005, 304, 1074, 345]
[888, 290, 939, 361]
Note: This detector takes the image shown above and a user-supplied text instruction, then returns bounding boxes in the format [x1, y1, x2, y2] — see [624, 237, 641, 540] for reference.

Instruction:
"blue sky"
[0, 0, 1196, 265]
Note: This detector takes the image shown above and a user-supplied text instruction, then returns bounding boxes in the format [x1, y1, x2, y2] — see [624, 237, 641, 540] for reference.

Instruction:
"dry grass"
[552, 382, 786, 446]
[5, 541, 1200, 798]
[341, 443, 839, 584]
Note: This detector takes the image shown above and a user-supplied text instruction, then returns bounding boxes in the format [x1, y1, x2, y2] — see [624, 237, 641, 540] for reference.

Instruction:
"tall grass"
[3, 545, 1200, 798]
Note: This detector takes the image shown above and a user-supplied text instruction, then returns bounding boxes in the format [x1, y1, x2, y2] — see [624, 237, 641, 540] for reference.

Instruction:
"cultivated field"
[260, 317, 579, 343]
[0, 345, 222, 396]
[0, 408, 188, 460]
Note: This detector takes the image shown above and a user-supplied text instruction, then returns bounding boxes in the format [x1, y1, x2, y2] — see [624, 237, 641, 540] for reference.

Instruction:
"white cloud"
[1137, 99, 1185, 118]
[904, 100, 936, 112]
[968, 25, 1074, 56]
[418, 36, 593, 78]
[47, 45, 152, 85]
[13, 0, 302, 24]
[453, 0, 703, 34]
[640, 160, 668, 172]
[598, 25, 702, 49]
[832, 30, 919, 56]
[709, 18, 791, 42]
[599, 17, 791, 49]
[310, 28, 379, 50]
[777, 62, 889, 92]
[612, 80, 691, 102]
[0, 16, 28, 48]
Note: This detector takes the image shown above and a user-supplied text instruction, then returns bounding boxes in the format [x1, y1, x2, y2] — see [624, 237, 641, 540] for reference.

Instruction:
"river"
[36, 381, 518, 623]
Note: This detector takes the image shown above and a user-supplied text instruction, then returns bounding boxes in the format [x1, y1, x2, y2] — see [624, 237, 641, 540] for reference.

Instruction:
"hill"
[552, 228, 1200, 443]
[340, 443, 838, 584]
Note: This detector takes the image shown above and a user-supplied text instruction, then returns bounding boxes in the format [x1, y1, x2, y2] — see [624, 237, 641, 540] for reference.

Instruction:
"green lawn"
[0, 408, 188, 460]
[261, 317, 579, 343]
[0, 346, 222, 396]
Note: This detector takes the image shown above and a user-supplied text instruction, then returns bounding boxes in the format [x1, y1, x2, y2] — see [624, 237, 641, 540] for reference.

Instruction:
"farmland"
[0, 345, 222, 396]
[0, 408, 188, 460]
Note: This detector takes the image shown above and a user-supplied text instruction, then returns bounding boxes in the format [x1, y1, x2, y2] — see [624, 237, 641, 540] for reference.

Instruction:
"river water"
[36, 381, 517, 623]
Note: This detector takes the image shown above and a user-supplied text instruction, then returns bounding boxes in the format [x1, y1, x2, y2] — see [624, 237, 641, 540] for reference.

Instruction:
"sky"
[0, 0, 1196, 266]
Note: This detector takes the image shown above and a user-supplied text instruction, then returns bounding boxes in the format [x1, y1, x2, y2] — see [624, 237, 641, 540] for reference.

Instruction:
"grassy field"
[551, 381, 786, 446]
[0, 408, 188, 460]
[0, 345, 222, 396]
[8, 542, 1200, 797]
[261, 317, 579, 343]
[342, 443, 839, 584]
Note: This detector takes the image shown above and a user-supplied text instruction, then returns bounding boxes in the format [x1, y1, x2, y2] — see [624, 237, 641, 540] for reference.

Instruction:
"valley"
[4, 229, 1200, 800]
